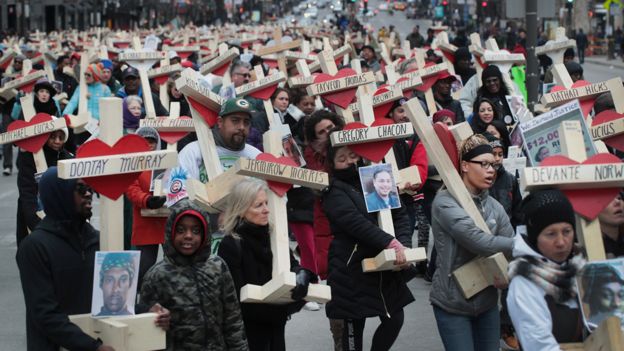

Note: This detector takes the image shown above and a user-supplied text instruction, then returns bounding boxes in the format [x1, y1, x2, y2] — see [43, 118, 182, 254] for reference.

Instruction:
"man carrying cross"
[115, 67, 168, 117]
[178, 97, 261, 182]
[16, 167, 170, 351]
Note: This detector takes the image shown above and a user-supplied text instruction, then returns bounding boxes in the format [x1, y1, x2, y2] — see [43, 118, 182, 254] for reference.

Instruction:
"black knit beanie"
[564, 61, 583, 76]
[455, 47, 472, 61]
[520, 189, 576, 252]
[481, 64, 503, 82]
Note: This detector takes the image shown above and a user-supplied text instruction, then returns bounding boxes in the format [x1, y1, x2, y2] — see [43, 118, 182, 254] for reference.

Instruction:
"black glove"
[146, 196, 166, 209]
[291, 269, 317, 301]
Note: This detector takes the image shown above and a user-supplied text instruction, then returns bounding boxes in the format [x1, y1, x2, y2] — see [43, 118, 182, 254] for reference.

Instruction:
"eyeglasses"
[466, 160, 501, 170]
[75, 182, 94, 196]
[234, 72, 251, 78]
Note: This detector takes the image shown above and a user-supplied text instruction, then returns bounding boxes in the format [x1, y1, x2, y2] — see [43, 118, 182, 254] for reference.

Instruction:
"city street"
[1, 0, 623, 349]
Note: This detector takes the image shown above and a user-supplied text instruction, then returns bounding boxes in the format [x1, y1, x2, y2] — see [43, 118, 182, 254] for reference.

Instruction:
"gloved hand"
[291, 269, 317, 301]
[386, 238, 406, 265]
[146, 196, 166, 209]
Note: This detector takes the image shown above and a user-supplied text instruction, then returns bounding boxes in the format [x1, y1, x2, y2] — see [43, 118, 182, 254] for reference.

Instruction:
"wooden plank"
[348, 86, 404, 114]
[235, 72, 286, 97]
[362, 247, 427, 272]
[147, 63, 182, 79]
[520, 162, 624, 191]
[57, 150, 177, 178]
[0, 70, 46, 93]
[232, 158, 328, 190]
[452, 253, 508, 299]
[0, 116, 66, 145]
[199, 47, 239, 75]
[306, 71, 376, 96]
[541, 78, 622, 107]
[139, 117, 194, 132]
[255, 39, 302, 56]
[175, 68, 223, 111]
[118, 51, 166, 62]
[330, 122, 413, 146]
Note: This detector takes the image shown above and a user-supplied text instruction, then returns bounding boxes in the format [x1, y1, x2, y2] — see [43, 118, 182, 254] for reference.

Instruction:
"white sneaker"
[3, 167, 10, 176]
[303, 301, 321, 311]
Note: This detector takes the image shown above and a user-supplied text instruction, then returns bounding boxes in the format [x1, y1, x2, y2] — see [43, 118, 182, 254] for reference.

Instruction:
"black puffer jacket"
[322, 178, 414, 320]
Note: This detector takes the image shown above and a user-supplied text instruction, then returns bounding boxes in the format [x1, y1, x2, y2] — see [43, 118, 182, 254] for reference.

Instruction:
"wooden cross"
[543, 64, 624, 120]
[162, 44, 200, 61]
[433, 31, 458, 75]
[412, 49, 450, 115]
[199, 43, 239, 88]
[404, 97, 509, 299]
[174, 68, 245, 212]
[307, 45, 351, 73]
[482, 38, 525, 90]
[331, 65, 426, 272]
[255, 27, 302, 76]
[469, 33, 486, 87]
[230, 91, 331, 305]
[57, 97, 176, 350]
[560, 316, 624, 350]
[147, 60, 182, 113]
[306, 49, 376, 123]
[520, 120, 624, 261]
[0, 94, 66, 175]
[118, 37, 166, 118]
[535, 27, 577, 65]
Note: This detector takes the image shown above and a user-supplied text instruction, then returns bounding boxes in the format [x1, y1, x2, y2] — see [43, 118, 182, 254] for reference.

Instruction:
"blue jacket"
[62, 83, 112, 120]
[365, 191, 400, 212]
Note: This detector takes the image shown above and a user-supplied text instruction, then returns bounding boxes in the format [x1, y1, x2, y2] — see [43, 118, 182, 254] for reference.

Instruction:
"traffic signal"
[442, 0, 448, 5]
[481, 1, 488, 7]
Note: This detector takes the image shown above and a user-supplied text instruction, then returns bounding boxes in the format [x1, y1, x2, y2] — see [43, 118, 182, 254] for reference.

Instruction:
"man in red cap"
[428, 73, 464, 123]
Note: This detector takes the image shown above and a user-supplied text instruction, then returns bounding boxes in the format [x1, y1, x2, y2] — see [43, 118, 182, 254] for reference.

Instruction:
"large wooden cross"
[230, 85, 331, 304]
[147, 61, 182, 113]
[544, 64, 624, 121]
[255, 27, 302, 76]
[433, 31, 458, 75]
[404, 97, 509, 299]
[118, 37, 166, 118]
[64, 54, 100, 134]
[412, 50, 450, 115]
[199, 43, 240, 87]
[57, 97, 176, 350]
[329, 64, 426, 272]
[174, 68, 245, 212]
[535, 27, 577, 65]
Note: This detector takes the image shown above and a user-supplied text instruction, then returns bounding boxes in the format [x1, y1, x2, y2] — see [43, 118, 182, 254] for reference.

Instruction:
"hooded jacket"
[140, 201, 248, 351]
[430, 188, 514, 316]
[507, 234, 583, 351]
[322, 177, 415, 319]
[16, 144, 73, 245]
[16, 167, 102, 351]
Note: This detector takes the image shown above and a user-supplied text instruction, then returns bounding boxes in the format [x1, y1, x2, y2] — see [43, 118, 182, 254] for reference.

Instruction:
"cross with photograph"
[358, 163, 401, 213]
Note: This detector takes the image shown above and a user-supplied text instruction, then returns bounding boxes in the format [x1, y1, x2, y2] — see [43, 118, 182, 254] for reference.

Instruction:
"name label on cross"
[592, 119, 624, 140]
[541, 80, 613, 106]
[521, 162, 624, 190]
[483, 52, 525, 63]
[199, 48, 239, 75]
[349, 87, 404, 113]
[147, 63, 182, 78]
[235, 72, 286, 96]
[330, 122, 413, 146]
[0, 118, 66, 144]
[288, 76, 315, 87]
[535, 40, 576, 55]
[233, 158, 329, 190]
[118, 51, 166, 61]
[139, 117, 194, 131]
[58, 150, 178, 179]
[307, 72, 376, 96]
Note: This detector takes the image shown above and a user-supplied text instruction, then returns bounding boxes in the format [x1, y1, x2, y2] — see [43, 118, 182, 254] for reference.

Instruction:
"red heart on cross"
[249, 83, 279, 101]
[433, 122, 459, 171]
[371, 87, 396, 120]
[256, 153, 299, 197]
[264, 59, 279, 70]
[159, 116, 192, 144]
[153, 75, 169, 86]
[550, 80, 595, 117]
[540, 153, 623, 220]
[212, 62, 231, 77]
[187, 97, 219, 127]
[8, 113, 54, 153]
[415, 63, 444, 93]
[592, 110, 624, 152]
[314, 68, 358, 109]
[343, 118, 396, 163]
[76, 134, 151, 200]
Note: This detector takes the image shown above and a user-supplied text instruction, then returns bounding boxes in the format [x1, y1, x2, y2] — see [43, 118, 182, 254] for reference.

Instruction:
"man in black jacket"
[430, 72, 465, 123]
[53, 55, 78, 98]
[16, 167, 170, 351]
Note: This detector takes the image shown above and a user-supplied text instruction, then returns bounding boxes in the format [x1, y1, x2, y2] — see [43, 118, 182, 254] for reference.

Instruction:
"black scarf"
[332, 163, 361, 189]
[34, 98, 59, 116]
[508, 255, 585, 303]
[236, 220, 273, 285]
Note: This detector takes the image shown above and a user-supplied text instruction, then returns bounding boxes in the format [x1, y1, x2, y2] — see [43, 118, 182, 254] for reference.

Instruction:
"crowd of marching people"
[2, 14, 624, 351]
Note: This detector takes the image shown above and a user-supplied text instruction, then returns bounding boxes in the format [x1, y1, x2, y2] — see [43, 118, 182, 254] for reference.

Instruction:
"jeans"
[433, 305, 500, 351]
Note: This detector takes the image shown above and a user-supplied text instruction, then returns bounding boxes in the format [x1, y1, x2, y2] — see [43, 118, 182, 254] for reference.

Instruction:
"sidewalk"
[584, 55, 624, 69]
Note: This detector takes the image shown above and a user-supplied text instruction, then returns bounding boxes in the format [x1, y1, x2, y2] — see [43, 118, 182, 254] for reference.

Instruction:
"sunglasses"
[75, 182, 94, 196]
